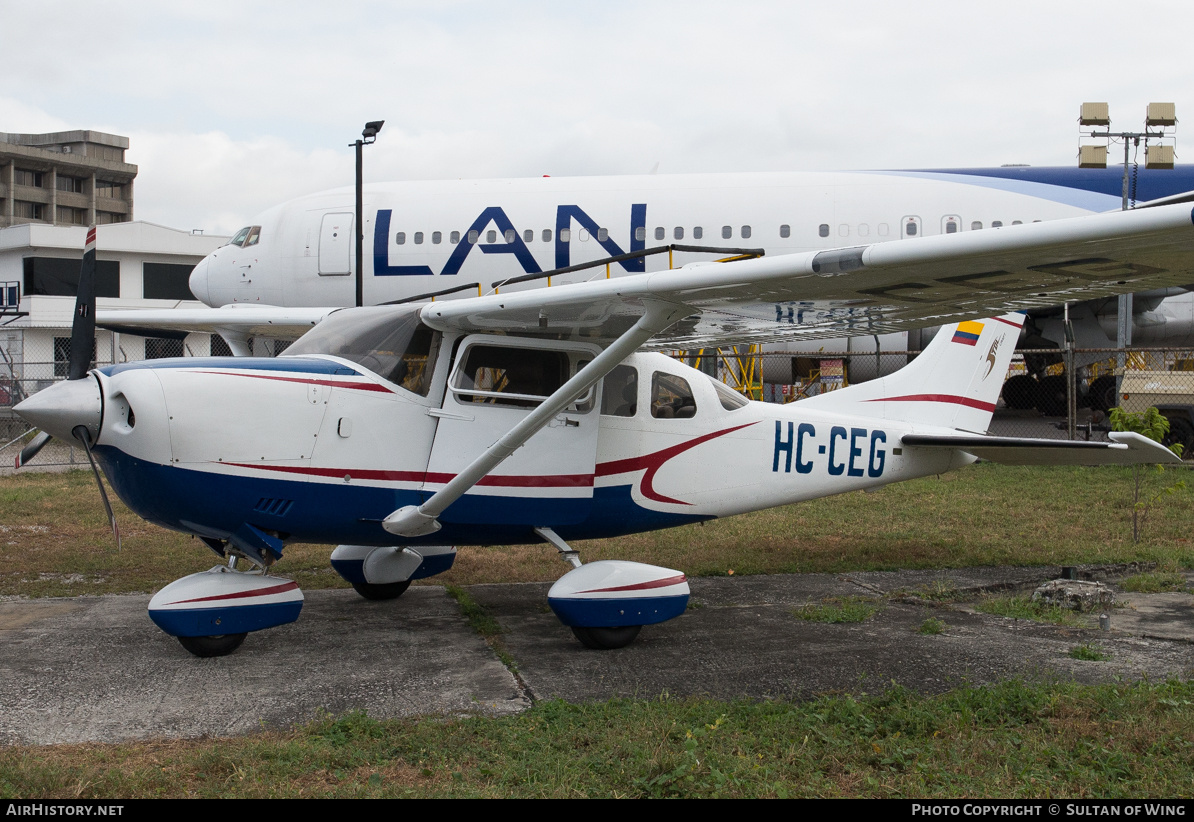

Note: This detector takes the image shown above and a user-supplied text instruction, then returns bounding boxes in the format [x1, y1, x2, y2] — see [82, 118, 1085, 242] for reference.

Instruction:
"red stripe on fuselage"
[578, 574, 687, 594]
[171, 580, 300, 605]
[865, 394, 996, 411]
[193, 370, 393, 394]
[221, 462, 594, 488]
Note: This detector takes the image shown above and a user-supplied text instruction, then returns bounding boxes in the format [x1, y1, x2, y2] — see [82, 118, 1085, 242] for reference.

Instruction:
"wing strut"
[382, 299, 691, 538]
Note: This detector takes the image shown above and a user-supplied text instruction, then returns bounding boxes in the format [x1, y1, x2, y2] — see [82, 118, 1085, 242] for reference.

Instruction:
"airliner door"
[425, 336, 602, 526]
[318, 212, 354, 275]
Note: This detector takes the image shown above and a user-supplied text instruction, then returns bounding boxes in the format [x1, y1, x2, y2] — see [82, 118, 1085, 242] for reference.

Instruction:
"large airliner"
[102, 165, 1194, 399]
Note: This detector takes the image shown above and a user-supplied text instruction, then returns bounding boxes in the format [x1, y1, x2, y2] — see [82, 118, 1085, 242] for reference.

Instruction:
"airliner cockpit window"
[284, 306, 440, 396]
[226, 226, 262, 248]
[245, 226, 261, 246]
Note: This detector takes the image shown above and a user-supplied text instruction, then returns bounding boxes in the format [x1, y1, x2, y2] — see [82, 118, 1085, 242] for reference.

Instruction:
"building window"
[95, 181, 122, 199]
[779, 224, 790, 238]
[14, 202, 44, 220]
[144, 262, 196, 300]
[56, 206, 85, 226]
[25, 257, 119, 297]
[14, 169, 42, 187]
[55, 176, 83, 194]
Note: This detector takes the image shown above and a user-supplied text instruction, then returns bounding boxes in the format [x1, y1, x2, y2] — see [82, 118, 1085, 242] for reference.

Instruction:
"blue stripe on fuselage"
[99, 357, 362, 378]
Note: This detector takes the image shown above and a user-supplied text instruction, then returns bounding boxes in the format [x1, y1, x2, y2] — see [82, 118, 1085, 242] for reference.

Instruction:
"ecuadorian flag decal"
[951, 321, 984, 346]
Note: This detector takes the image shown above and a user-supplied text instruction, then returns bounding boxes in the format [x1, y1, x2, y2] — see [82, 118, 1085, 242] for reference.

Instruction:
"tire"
[571, 625, 642, 650]
[1036, 374, 1068, 417]
[351, 579, 412, 601]
[1001, 375, 1039, 410]
[1087, 375, 1118, 413]
[1162, 416, 1194, 459]
[177, 633, 247, 658]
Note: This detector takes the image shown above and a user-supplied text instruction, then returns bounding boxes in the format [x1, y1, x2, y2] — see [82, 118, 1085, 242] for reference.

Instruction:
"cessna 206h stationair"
[18, 200, 1194, 657]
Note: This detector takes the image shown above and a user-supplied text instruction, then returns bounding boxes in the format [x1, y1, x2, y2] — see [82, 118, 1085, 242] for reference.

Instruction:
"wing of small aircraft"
[96, 305, 337, 351]
[418, 202, 1194, 348]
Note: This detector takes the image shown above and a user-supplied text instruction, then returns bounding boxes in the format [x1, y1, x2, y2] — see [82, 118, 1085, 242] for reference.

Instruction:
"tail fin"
[796, 313, 1024, 433]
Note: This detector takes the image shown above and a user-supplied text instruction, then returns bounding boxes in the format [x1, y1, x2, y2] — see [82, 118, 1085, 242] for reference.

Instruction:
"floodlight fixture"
[1079, 102, 1110, 126]
[1145, 103, 1176, 127]
[363, 121, 385, 142]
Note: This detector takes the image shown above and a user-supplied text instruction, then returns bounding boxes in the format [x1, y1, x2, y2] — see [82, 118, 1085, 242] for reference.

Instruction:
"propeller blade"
[72, 425, 121, 551]
[15, 430, 52, 469]
[68, 226, 98, 381]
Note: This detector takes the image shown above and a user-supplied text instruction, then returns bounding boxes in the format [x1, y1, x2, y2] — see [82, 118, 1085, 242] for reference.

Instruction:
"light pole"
[1078, 103, 1176, 397]
[352, 120, 385, 307]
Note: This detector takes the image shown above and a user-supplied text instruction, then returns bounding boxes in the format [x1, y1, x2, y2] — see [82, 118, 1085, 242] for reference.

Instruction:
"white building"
[0, 221, 229, 406]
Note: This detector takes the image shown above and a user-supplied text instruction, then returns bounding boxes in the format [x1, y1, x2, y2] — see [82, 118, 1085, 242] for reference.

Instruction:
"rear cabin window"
[651, 372, 696, 419]
[601, 365, 638, 417]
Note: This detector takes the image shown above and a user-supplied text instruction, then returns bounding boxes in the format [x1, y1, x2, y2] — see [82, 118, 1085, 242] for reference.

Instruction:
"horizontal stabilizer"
[900, 431, 1182, 466]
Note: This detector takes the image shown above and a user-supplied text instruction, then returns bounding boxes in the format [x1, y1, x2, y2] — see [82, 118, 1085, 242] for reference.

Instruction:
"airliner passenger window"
[414, 232, 424, 244]
[878, 223, 890, 236]
[601, 365, 637, 417]
[468, 230, 479, 243]
[741, 225, 751, 239]
[992, 221, 1003, 228]
[451, 231, 461, 244]
[396, 232, 406, 245]
[636, 227, 646, 241]
[655, 227, 665, 241]
[560, 229, 570, 242]
[579, 229, 589, 241]
[819, 224, 830, 237]
[945, 220, 958, 234]
[432, 231, 442, 244]
[971, 221, 982, 230]
[780, 224, 790, 238]
[487, 230, 497, 243]
[652, 373, 696, 419]
[1012, 220, 1022, 225]
[598, 228, 608, 241]
[543, 229, 552, 242]
[722, 226, 732, 239]
[905, 220, 918, 236]
[504, 229, 515, 243]
[524, 229, 534, 242]
[858, 223, 870, 237]
[694, 226, 703, 240]
[674, 226, 684, 240]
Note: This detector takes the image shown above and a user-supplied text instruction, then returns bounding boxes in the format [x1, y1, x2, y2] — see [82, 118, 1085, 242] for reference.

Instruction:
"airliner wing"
[96, 306, 337, 341]
[420, 202, 1194, 348]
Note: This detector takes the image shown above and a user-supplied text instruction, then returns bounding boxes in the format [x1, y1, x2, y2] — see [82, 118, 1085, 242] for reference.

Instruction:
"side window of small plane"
[524, 229, 534, 243]
[414, 231, 424, 244]
[543, 228, 552, 242]
[818, 224, 830, 238]
[741, 225, 751, 239]
[635, 227, 646, 241]
[450, 230, 461, 244]
[971, 221, 983, 230]
[504, 229, 516, 243]
[711, 378, 749, 411]
[454, 345, 571, 408]
[601, 365, 638, 417]
[779, 224, 791, 238]
[396, 232, 406, 245]
[432, 231, 442, 244]
[652, 372, 696, 419]
[245, 226, 261, 247]
[722, 225, 732, 239]
[674, 226, 684, 240]
[654, 226, 665, 241]
[559, 228, 570, 242]
[468, 230, 479, 243]
[693, 226, 703, 240]
[598, 227, 609, 241]
[486, 230, 497, 243]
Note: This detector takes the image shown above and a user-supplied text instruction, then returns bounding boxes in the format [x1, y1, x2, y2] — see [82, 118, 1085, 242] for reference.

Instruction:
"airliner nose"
[15, 377, 103, 444]
[189, 254, 213, 305]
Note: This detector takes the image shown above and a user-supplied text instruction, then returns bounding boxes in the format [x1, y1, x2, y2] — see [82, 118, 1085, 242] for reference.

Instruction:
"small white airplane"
[16, 202, 1194, 657]
[98, 166, 1194, 358]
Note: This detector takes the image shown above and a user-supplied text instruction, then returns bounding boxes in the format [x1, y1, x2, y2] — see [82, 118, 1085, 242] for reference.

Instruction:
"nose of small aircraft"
[15, 377, 103, 444]
[189, 254, 213, 305]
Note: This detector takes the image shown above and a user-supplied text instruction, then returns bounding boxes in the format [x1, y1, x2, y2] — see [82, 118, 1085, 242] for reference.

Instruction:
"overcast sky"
[5, 0, 1192, 235]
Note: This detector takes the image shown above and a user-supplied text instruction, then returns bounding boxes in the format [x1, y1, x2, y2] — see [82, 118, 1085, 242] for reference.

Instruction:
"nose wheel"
[570, 625, 642, 650]
[177, 633, 247, 658]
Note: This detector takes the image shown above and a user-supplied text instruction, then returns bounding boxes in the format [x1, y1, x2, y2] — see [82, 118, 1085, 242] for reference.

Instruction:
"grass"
[917, 617, 947, 635]
[2, 680, 1192, 798]
[1119, 571, 1190, 594]
[791, 596, 880, 623]
[1069, 644, 1112, 662]
[974, 595, 1090, 627]
[1, 463, 1192, 599]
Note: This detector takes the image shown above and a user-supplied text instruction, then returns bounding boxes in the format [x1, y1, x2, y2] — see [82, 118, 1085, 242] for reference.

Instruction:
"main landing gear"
[536, 527, 690, 650]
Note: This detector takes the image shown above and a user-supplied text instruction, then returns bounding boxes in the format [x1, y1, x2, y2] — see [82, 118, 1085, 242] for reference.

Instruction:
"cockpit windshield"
[284, 306, 441, 396]
[226, 226, 262, 248]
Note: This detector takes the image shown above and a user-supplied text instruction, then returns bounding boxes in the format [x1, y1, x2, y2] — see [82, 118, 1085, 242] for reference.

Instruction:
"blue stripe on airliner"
[100, 357, 363, 378]
[866, 166, 1194, 212]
